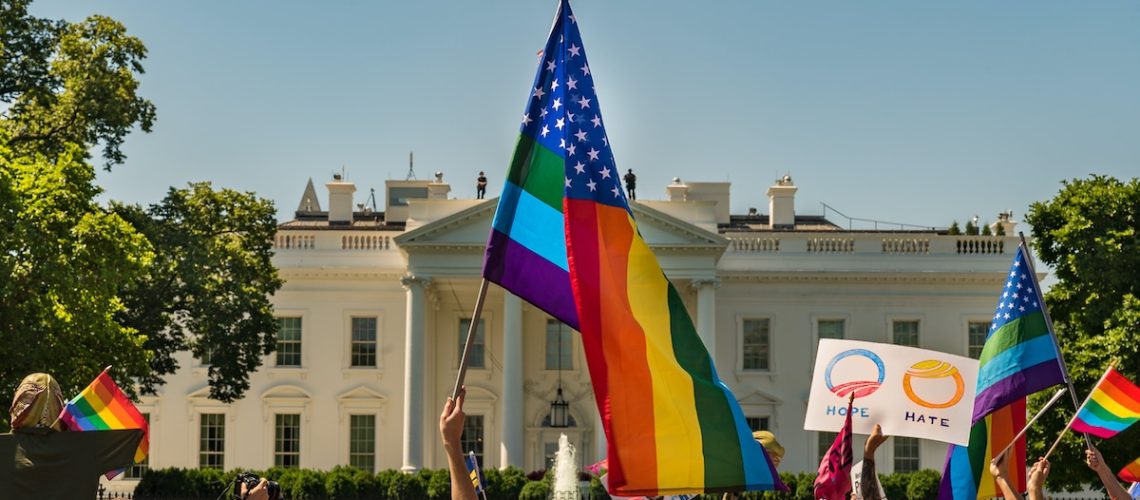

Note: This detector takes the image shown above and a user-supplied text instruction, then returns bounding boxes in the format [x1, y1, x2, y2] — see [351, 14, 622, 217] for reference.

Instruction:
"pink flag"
[814, 397, 854, 500]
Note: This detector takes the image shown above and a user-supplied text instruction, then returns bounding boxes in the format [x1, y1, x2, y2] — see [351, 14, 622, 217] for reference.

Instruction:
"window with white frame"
[461, 415, 485, 469]
[894, 437, 920, 472]
[741, 319, 771, 371]
[892, 320, 919, 347]
[746, 416, 769, 432]
[274, 413, 301, 468]
[546, 320, 573, 370]
[968, 321, 989, 359]
[818, 319, 845, 340]
[276, 317, 302, 367]
[350, 317, 378, 367]
[349, 414, 375, 472]
[817, 431, 838, 464]
[458, 318, 485, 369]
[199, 413, 225, 469]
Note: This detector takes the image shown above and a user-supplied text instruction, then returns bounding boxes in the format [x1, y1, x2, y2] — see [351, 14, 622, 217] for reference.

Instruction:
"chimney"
[767, 174, 797, 229]
[327, 174, 356, 225]
[427, 171, 451, 200]
[666, 177, 688, 201]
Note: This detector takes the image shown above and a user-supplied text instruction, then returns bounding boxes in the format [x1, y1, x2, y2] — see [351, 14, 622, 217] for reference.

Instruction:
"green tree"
[964, 220, 978, 236]
[112, 183, 282, 402]
[981, 222, 992, 236]
[947, 221, 962, 235]
[1025, 175, 1140, 491]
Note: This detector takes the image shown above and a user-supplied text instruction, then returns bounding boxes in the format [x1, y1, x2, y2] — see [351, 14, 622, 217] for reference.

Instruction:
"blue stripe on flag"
[976, 335, 1060, 392]
[1075, 409, 1135, 433]
[490, 182, 568, 271]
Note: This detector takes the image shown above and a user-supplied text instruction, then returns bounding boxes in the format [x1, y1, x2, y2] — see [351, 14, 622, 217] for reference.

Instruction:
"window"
[894, 437, 920, 472]
[818, 431, 838, 463]
[746, 416, 769, 432]
[275, 414, 301, 468]
[968, 321, 989, 359]
[458, 319, 486, 369]
[741, 319, 771, 371]
[461, 415, 485, 469]
[199, 345, 214, 366]
[277, 317, 302, 367]
[349, 415, 375, 472]
[818, 319, 845, 340]
[545, 320, 573, 370]
[892, 320, 919, 347]
[351, 317, 377, 367]
[125, 413, 150, 478]
[199, 413, 225, 469]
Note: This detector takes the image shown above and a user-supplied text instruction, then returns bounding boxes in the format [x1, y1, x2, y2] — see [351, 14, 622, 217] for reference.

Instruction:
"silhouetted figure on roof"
[624, 169, 637, 200]
[476, 172, 488, 199]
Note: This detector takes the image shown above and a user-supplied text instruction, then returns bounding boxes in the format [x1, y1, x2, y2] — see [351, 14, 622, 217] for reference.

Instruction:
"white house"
[107, 173, 1019, 491]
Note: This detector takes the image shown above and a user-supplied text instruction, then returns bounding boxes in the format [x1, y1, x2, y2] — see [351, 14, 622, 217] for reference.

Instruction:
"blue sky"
[31, 0, 1140, 229]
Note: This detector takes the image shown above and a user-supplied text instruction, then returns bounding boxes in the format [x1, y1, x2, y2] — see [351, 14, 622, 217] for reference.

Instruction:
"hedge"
[133, 466, 940, 500]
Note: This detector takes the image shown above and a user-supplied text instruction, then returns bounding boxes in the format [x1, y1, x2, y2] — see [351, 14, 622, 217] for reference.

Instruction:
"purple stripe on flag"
[1071, 421, 1119, 439]
[973, 361, 1064, 423]
[484, 230, 579, 329]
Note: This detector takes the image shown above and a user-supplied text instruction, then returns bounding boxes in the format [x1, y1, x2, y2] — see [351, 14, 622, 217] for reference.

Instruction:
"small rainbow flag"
[1120, 456, 1140, 483]
[58, 369, 149, 478]
[1071, 367, 1140, 439]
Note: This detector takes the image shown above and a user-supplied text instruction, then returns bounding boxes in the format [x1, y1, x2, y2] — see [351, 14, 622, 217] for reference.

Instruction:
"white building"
[109, 173, 1019, 491]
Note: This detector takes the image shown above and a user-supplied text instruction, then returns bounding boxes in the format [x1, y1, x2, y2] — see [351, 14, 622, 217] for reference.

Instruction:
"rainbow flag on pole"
[1071, 367, 1140, 439]
[1120, 456, 1140, 483]
[941, 243, 1066, 499]
[58, 369, 149, 478]
[481, 0, 783, 495]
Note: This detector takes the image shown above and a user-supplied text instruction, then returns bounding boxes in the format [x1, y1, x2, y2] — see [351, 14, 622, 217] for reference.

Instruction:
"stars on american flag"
[517, 1, 627, 209]
[989, 251, 1044, 333]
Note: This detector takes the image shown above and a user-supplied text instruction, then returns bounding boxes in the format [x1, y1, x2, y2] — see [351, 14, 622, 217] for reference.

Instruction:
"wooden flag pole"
[1019, 232, 1094, 449]
[993, 387, 1067, 461]
[452, 279, 490, 400]
[1043, 360, 1117, 460]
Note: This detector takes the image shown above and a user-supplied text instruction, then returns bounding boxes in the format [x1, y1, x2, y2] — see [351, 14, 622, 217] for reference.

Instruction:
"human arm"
[1026, 458, 1049, 500]
[240, 478, 269, 500]
[441, 387, 477, 500]
[860, 424, 888, 500]
[1086, 445, 1132, 500]
[989, 451, 1025, 500]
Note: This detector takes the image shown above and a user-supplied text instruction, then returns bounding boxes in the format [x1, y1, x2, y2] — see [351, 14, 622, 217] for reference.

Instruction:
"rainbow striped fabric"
[58, 369, 149, 477]
[482, 0, 783, 495]
[941, 243, 1065, 499]
[1120, 456, 1140, 483]
[940, 399, 1027, 499]
[1071, 367, 1140, 439]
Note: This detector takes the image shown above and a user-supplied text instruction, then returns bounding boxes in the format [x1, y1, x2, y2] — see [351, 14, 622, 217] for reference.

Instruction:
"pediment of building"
[260, 384, 312, 402]
[336, 386, 388, 403]
[737, 388, 783, 406]
[394, 198, 727, 253]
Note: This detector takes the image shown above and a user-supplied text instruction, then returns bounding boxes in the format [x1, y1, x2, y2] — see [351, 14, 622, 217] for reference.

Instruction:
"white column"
[500, 293, 524, 468]
[401, 275, 431, 473]
[692, 279, 720, 362]
[594, 410, 607, 462]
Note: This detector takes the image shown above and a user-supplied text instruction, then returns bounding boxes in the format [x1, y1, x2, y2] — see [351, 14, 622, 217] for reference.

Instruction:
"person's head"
[627, 169, 633, 173]
[752, 430, 784, 468]
[9, 373, 66, 430]
[479, 171, 485, 176]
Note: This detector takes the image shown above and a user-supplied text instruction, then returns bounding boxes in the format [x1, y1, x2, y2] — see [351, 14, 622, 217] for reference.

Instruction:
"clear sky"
[30, 0, 1140, 229]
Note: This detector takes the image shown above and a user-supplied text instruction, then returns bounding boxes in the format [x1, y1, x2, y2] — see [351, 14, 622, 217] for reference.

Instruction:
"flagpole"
[993, 387, 1067, 461]
[1018, 232, 1094, 449]
[1043, 360, 1117, 460]
[452, 279, 490, 400]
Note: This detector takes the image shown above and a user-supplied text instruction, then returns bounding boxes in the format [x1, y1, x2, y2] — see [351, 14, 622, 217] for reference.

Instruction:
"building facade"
[109, 174, 1020, 491]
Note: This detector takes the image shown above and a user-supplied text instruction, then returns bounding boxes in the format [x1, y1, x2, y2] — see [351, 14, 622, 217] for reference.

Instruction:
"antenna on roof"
[367, 188, 377, 212]
[406, 151, 417, 180]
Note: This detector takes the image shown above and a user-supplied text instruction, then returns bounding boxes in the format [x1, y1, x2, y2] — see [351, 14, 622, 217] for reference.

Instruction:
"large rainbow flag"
[481, 0, 783, 495]
[941, 243, 1066, 498]
[1071, 367, 1140, 439]
[58, 369, 149, 478]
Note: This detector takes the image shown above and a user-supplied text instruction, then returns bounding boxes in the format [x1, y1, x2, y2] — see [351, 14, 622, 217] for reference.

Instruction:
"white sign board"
[804, 339, 979, 446]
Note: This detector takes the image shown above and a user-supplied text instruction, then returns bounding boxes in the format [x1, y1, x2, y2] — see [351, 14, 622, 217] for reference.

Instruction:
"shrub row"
[133, 466, 940, 500]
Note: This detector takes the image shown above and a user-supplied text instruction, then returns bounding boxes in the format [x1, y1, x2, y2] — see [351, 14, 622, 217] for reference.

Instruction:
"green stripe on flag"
[1084, 399, 1138, 425]
[666, 283, 745, 487]
[73, 397, 110, 430]
[505, 134, 565, 212]
[978, 312, 1049, 367]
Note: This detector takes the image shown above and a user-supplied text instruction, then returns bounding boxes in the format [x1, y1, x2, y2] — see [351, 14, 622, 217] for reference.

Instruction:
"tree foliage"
[1, 0, 155, 168]
[1025, 175, 1140, 491]
[1, 1, 280, 427]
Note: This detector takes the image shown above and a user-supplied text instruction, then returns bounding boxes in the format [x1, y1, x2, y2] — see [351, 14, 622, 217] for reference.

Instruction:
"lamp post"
[549, 325, 570, 428]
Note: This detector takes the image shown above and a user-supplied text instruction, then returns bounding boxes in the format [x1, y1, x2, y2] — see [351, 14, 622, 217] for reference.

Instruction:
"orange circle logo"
[902, 360, 965, 409]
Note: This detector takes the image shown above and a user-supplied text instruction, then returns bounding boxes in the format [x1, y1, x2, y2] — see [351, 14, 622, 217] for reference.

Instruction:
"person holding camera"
[239, 477, 271, 500]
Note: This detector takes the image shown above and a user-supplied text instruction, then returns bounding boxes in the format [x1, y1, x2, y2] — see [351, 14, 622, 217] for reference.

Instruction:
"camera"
[234, 472, 281, 500]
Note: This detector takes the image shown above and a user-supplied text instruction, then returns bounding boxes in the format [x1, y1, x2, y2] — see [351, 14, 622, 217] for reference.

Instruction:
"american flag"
[519, 8, 627, 210]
